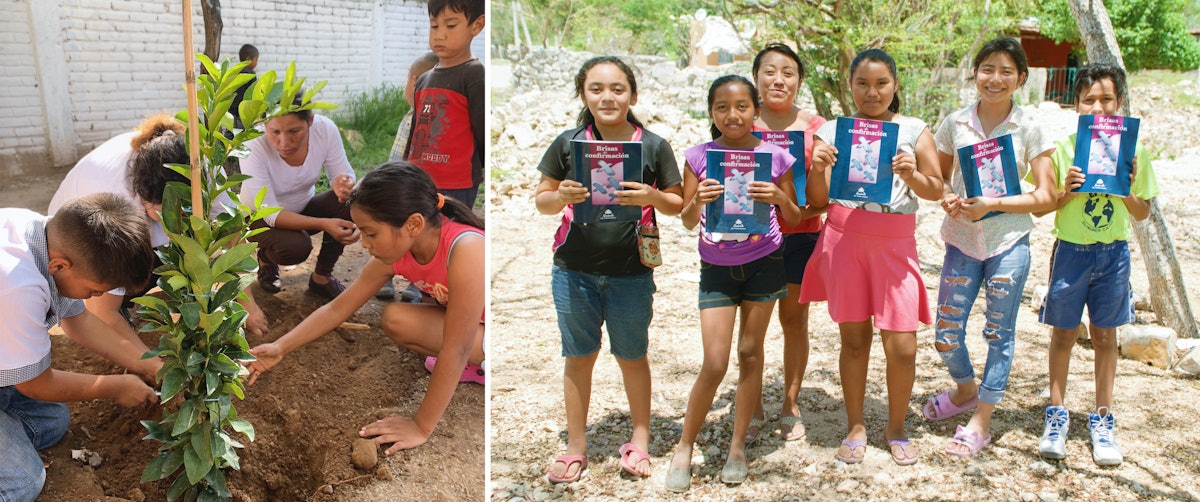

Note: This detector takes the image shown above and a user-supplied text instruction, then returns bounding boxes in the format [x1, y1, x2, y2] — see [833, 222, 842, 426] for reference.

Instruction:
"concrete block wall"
[0, 0, 487, 179]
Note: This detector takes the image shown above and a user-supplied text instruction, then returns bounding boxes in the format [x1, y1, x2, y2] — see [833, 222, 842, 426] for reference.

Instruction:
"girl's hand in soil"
[360, 416, 431, 454]
[246, 343, 284, 385]
[111, 374, 158, 407]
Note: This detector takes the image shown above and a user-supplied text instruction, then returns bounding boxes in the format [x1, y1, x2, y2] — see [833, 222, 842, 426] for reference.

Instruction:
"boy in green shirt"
[1035, 63, 1158, 466]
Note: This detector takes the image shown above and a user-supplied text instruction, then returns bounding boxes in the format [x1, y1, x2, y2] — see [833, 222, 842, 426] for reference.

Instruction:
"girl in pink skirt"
[800, 48, 944, 466]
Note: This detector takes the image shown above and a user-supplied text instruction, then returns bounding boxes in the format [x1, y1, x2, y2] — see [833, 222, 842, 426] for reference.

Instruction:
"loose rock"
[352, 438, 379, 469]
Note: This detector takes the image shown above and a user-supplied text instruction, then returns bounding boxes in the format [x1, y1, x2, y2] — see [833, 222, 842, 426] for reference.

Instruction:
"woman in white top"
[239, 105, 359, 299]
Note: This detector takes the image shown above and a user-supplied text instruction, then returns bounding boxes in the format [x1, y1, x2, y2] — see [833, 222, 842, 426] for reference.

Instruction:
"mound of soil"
[36, 243, 484, 501]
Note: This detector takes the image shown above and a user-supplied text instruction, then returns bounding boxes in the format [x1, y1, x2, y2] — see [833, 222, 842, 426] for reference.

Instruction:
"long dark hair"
[350, 161, 484, 231]
[849, 48, 901, 114]
[706, 74, 760, 140]
[573, 56, 644, 129]
[752, 43, 806, 84]
[973, 37, 1029, 87]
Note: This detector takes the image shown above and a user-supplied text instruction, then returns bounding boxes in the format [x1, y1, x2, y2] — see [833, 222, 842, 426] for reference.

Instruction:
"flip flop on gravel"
[744, 417, 767, 444]
[923, 389, 979, 421]
[835, 439, 867, 464]
[617, 442, 651, 477]
[887, 438, 919, 466]
[779, 415, 807, 442]
[945, 425, 992, 457]
[546, 454, 587, 484]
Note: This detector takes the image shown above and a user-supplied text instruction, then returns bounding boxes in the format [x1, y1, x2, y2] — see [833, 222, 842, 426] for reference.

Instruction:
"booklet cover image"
[1073, 114, 1139, 196]
[570, 139, 643, 222]
[829, 117, 898, 204]
[957, 134, 1020, 220]
[754, 130, 806, 206]
[705, 149, 773, 235]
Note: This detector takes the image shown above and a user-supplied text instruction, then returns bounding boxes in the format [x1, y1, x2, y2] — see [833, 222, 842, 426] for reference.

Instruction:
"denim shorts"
[1040, 239, 1133, 329]
[781, 231, 820, 285]
[551, 265, 655, 360]
[698, 249, 787, 309]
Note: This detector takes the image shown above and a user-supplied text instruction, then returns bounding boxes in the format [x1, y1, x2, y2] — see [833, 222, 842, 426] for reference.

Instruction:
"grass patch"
[316, 84, 410, 192]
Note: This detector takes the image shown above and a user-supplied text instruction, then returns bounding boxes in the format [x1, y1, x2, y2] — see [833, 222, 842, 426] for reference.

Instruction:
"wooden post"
[183, 0, 203, 217]
[1068, 0, 1199, 338]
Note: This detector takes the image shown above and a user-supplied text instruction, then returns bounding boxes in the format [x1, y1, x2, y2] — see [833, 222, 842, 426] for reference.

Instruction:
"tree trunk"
[201, 0, 222, 62]
[1068, 0, 1199, 338]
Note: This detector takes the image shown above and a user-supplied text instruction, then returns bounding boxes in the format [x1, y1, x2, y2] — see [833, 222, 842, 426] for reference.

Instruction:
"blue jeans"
[552, 265, 656, 360]
[934, 235, 1031, 405]
[0, 387, 70, 501]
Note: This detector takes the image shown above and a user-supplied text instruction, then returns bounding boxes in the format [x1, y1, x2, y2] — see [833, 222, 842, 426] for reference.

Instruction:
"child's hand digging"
[360, 415, 432, 454]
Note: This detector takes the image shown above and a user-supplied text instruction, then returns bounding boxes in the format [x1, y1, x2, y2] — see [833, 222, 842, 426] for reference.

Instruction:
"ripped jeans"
[934, 235, 1030, 405]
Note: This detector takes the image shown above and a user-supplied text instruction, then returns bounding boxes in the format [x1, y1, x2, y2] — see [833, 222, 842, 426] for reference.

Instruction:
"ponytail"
[350, 161, 484, 232]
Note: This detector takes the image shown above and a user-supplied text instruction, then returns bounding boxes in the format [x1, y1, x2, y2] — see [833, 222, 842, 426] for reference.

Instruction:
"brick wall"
[0, 0, 487, 178]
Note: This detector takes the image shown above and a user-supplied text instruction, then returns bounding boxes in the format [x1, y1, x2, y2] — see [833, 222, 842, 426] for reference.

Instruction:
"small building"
[1019, 23, 1077, 105]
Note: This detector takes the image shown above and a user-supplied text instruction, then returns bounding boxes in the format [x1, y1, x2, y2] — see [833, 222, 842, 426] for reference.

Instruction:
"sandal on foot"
[835, 439, 867, 464]
[618, 442, 651, 478]
[664, 465, 691, 493]
[424, 356, 486, 385]
[720, 457, 748, 484]
[546, 454, 587, 484]
[307, 274, 346, 299]
[945, 424, 992, 457]
[922, 389, 979, 421]
[744, 417, 767, 444]
[887, 438, 919, 466]
[779, 415, 807, 442]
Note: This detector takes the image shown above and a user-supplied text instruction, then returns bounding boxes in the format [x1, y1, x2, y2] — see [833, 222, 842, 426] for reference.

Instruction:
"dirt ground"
[488, 80, 1200, 499]
[0, 169, 484, 501]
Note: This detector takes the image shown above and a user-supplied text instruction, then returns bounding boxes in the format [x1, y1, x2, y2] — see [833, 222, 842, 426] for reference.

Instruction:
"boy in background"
[404, 0, 485, 207]
[1035, 63, 1158, 467]
[1, 194, 160, 499]
[231, 43, 260, 131]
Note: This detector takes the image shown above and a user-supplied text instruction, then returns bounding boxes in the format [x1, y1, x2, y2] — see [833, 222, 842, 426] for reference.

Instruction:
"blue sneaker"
[1088, 410, 1123, 466]
[1039, 406, 1069, 459]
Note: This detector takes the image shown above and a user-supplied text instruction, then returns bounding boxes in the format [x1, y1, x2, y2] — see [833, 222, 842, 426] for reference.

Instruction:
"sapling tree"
[135, 54, 334, 501]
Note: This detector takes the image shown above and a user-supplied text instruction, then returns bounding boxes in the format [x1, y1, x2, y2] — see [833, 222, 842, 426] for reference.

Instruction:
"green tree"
[724, 0, 1024, 125]
[1038, 0, 1200, 71]
[137, 55, 333, 501]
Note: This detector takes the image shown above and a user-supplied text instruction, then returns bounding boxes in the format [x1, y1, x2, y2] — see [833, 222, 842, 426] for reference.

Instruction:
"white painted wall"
[0, 0, 487, 178]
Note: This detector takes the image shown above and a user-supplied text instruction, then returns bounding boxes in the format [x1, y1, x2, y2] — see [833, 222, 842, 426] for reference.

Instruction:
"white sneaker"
[1088, 411, 1124, 466]
[1039, 406, 1069, 459]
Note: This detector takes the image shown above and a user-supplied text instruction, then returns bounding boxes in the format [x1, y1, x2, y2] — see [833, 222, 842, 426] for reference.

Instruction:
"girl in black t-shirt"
[533, 56, 684, 483]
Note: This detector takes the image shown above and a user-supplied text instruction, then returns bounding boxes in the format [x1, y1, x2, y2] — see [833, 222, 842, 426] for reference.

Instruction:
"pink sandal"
[945, 424, 992, 457]
[618, 442, 651, 477]
[888, 439, 919, 466]
[424, 356, 485, 385]
[835, 439, 867, 464]
[546, 454, 587, 483]
[922, 390, 979, 421]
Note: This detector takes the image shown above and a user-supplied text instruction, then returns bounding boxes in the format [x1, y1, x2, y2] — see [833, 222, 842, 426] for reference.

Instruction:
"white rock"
[1173, 346, 1200, 376]
[965, 465, 983, 476]
[873, 471, 894, 484]
[1039, 493, 1060, 502]
[835, 479, 861, 493]
[1118, 325, 1178, 369]
[1021, 492, 1039, 502]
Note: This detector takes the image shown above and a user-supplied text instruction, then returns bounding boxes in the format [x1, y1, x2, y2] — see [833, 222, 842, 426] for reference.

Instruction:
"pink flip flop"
[888, 438, 919, 466]
[922, 389, 979, 421]
[835, 439, 867, 464]
[547, 454, 587, 483]
[424, 356, 485, 385]
[617, 442, 651, 477]
[945, 424, 992, 457]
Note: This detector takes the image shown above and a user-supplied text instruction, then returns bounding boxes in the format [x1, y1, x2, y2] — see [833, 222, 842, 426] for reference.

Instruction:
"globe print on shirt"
[1082, 193, 1116, 232]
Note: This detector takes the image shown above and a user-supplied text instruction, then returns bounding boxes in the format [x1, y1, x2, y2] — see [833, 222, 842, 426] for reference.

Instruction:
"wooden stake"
[182, 0, 203, 217]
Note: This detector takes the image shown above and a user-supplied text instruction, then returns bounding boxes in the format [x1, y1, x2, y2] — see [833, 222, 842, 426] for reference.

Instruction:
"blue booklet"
[957, 134, 1021, 220]
[828, 117, 898, 204]
[704, 149, 773, 234]
[753, 130, 806, 206]
[1073, 114, 1140, 196]
[570, 139, 643, 223]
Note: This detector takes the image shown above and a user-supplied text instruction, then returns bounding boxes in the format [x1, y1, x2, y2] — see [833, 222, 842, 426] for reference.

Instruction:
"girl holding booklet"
[1034, 63, 1156, 466]
[800, 48, 943, 466]
[665, 75, 802, 491]
[925, 38, 1057, 457]
[747, 43, 828, 443]
[534, 56, 684, 483]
